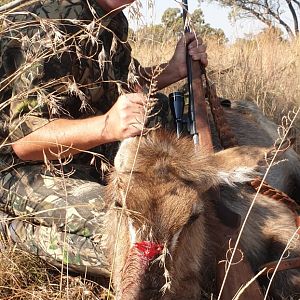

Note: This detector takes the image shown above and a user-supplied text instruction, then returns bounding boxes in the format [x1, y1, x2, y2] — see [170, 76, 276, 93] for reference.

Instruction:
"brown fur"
[103, 101, 300, 299]
[219, 100, 300, 202]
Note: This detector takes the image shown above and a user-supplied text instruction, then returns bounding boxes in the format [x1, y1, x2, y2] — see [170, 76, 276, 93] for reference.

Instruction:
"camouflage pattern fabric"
[0, 0, 138, 170]
[0, 91, 170, 275]
[0, 164, 110, 275]
[0, 0, 134, 273]
[0, 0, 171, 275]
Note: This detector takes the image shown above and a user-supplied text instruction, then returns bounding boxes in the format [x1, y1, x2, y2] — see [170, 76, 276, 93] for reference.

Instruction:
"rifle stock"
[190, 60, 213, 151]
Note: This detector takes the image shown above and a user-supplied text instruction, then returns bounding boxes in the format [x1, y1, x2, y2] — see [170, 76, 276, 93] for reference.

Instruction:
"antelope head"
[104, 130, 269, 300]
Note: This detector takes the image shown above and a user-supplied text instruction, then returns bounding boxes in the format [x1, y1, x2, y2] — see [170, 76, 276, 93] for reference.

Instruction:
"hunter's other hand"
[170, 32, 208, 80]
[104, 93, 148, 141]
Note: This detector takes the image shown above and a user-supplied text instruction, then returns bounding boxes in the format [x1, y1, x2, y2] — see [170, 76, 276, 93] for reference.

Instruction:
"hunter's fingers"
[126, 93, 148, 106]
[127, 111, 149, 136]
[184, 32, 203, 45]
[189, 49, 208, 66]
[184, 33, 208, 66]
[121, 94, 148, 125]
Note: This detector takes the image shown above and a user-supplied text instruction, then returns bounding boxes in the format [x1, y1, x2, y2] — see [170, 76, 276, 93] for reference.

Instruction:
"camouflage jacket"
[0, 0, 139, 172]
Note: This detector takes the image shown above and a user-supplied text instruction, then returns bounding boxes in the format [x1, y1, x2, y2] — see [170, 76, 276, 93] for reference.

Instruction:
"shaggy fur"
[220, 100, 300, 202]
[103, 101, 300, 299]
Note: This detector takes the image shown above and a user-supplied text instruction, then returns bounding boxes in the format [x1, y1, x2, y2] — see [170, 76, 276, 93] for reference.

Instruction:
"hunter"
[0, 0, 207, 274]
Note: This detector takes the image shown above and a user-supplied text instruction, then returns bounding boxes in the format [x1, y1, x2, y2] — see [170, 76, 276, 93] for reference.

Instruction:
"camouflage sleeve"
[0, 17, 49, 143]
[0, 0, 108, 143]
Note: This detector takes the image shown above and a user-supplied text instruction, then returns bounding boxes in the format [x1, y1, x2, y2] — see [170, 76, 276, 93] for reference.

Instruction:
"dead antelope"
[103, 128, 300, 300]
[219, 99, 300, 202]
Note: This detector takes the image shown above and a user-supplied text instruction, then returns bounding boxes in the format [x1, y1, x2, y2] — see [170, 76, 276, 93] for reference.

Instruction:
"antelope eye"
[188, 213, 200, 225]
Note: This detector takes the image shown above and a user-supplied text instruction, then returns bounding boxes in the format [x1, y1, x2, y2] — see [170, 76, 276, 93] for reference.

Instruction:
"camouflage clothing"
[0, 164, 110, 275]
[0, 0, 140, 274]
[0, 0, 138, 170]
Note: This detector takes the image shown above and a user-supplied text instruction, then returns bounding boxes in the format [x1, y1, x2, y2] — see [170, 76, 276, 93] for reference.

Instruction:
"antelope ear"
[172, 145, 270, 192]
[114, 137, 138, 173]
[203, 146, 270, 187]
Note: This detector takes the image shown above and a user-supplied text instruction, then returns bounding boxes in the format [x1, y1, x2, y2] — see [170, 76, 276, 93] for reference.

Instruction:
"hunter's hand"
[104, 93, 148, 141]
[170, 32, 208, 80]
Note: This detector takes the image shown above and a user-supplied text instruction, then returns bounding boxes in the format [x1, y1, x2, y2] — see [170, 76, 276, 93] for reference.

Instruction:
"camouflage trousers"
[0, 92, 172, 276]
[0, 164, 110, 276]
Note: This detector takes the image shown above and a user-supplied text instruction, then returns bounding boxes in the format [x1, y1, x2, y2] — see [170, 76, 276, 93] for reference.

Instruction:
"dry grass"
[0, 1, 299, 299]
[208, 34, 300, 120]
[210, 33, 300, 152]
[0, 240, 113, 299]
[131, 30, 300, 150]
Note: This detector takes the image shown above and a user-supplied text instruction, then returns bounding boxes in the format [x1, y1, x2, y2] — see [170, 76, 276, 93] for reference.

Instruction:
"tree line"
[131, 7, 227, 43]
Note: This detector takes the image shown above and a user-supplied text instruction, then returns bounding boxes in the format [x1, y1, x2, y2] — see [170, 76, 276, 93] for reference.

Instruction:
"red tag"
[134, 241, 163, 261]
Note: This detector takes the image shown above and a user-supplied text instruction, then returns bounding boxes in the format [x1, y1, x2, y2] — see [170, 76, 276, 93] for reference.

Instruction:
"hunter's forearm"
[142, 62, 183, 91]
[12, 115, 116, 161]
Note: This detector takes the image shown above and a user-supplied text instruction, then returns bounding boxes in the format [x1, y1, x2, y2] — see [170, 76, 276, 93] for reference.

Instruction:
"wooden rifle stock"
[190, 60, 213, 151]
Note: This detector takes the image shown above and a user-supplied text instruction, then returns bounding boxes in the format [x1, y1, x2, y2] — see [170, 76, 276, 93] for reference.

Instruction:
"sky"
[125, 0, 266, 42]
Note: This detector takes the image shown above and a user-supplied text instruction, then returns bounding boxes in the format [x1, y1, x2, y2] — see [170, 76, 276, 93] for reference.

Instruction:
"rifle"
[169, 1, 264, 299]
[169, 0, 212, 150]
